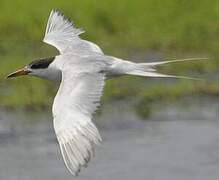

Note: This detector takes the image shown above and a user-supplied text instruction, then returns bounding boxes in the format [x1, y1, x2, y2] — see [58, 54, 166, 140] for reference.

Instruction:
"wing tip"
[48, 9, 85, 35]
[59, 139, 97, 176]
[43, 9, 85, 51]
[56, 121, 102, 176]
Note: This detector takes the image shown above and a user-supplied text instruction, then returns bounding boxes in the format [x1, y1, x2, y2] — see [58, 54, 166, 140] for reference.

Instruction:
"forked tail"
[126, 58, 208, 80]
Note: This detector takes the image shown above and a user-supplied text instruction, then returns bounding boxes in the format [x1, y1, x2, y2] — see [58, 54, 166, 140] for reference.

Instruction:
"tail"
[126, 57, 208, 80]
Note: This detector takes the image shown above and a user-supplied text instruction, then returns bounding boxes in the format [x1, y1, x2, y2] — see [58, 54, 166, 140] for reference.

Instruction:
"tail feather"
[128, 70, 202, 80]
[126, 57, 207, 80]
[141, 57, 208, 67]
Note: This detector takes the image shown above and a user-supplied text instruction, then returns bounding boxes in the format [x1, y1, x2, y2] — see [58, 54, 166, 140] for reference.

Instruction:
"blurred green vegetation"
[0, 0, 218, 116]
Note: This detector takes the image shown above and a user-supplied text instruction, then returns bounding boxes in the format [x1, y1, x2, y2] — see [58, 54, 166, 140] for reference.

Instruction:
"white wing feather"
[43, 10, 103, 54]
[52, 59, 105, 175]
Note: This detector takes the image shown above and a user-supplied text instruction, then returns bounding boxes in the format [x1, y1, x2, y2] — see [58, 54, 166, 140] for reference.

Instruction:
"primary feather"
[43, 10, 103, 55]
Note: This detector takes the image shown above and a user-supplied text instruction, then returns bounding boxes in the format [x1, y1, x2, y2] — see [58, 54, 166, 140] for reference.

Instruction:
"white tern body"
[9, 10, 206, 176]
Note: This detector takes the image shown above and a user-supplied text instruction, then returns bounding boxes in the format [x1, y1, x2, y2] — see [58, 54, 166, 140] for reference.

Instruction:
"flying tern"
[7, 10, 206, 175]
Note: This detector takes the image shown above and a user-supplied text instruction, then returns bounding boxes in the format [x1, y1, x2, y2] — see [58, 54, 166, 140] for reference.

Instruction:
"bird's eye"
[30, 63, 43, 69]
[29, 61, 44, 69]
[30, 64, 38, 69]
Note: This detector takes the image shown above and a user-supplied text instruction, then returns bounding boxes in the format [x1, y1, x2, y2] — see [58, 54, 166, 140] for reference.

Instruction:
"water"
[0, 98, 219, 180]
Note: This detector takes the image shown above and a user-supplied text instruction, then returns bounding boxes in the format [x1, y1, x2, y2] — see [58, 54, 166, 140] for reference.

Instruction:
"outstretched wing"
[52, 62, 105, 175]
[43, 10, 103, 54]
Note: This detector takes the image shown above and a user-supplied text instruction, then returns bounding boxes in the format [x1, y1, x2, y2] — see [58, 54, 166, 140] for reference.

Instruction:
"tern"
[7, 10, 206, 175]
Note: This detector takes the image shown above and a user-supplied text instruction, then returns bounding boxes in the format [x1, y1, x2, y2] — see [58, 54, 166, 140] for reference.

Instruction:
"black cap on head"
[29, 57, 55, 69]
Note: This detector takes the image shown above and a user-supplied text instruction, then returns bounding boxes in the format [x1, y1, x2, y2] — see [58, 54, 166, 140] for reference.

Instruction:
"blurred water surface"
[0, 98, 219, 180]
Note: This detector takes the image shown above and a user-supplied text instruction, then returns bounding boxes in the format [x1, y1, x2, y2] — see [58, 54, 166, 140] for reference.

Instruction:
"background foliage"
[0, 0, 218, 115]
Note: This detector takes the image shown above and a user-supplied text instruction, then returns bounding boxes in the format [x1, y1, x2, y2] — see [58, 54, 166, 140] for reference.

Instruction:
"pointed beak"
[6, 68, 31, 79]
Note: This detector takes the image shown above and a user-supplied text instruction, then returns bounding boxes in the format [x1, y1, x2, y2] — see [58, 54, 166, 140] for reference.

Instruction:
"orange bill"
[7, 68, 30, 79]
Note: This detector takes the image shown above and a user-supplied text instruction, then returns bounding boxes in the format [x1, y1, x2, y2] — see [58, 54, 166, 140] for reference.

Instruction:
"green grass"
[0, 0, 219, 114]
